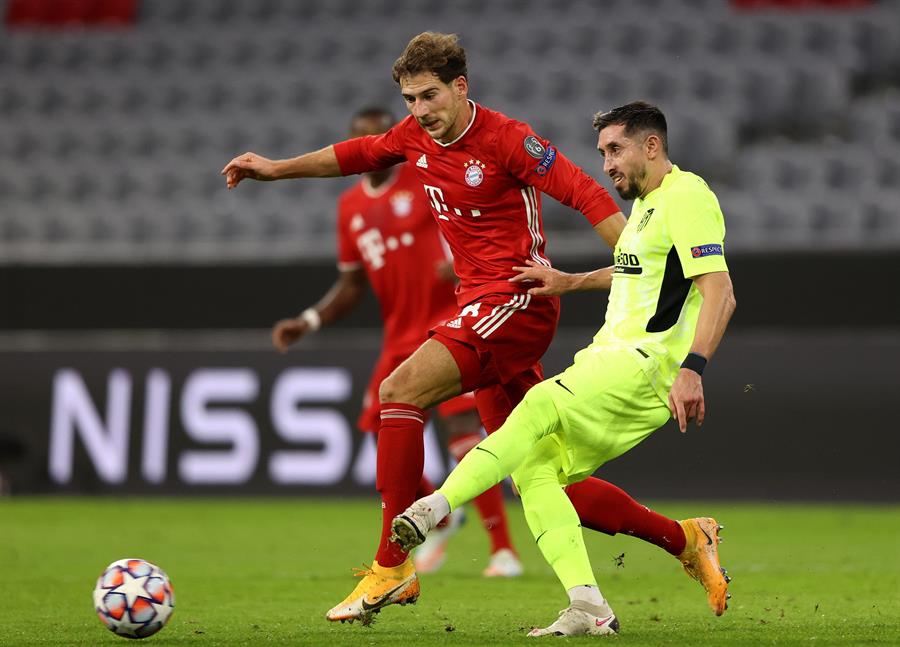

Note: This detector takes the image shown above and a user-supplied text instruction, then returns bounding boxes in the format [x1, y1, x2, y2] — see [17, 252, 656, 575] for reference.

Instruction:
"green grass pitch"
[1, 498, 897, 645]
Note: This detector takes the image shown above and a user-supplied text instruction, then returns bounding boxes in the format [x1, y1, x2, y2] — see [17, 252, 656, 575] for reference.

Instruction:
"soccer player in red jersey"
[223, 32, 696, 623]
[271, 106, 523, 579]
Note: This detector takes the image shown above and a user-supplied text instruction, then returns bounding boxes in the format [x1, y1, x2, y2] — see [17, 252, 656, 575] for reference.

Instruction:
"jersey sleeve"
[336, 196, 363, 271]
[497, 120, 620, 226]
[333, 120, 408, 176]
[667, 184, 729, 278]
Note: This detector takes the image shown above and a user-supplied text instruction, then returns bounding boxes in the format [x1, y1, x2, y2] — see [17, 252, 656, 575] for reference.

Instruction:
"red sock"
[566, 477, 686, 556]
[416, 475, 435, 499]
[375, 403, 426, 567]
[448, 432, 515, 554]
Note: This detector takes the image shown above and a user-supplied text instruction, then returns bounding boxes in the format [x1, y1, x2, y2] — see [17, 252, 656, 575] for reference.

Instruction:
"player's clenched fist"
[221, 152, 279, 188]
[271, 317, 310, 353]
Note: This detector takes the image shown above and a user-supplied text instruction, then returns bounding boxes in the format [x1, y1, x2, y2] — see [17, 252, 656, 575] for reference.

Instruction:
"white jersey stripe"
[481, 293, 531, 339]
[521, 188, 550, 269]
[472, 294, 523, 334]
[472, 295, 520, 333]
[527, 186, 551, 267]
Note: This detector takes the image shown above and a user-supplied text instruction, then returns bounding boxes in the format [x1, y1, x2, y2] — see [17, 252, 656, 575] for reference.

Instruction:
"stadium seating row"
[2, 0, 899, 258]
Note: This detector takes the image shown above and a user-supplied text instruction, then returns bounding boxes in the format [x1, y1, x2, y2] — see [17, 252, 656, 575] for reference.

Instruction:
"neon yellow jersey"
[590, 165, 728, 404]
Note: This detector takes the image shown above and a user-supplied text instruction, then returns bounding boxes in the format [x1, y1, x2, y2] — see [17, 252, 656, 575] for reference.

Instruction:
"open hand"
[221, 152, 279, 189]
[509, 260, 574, 296]
[667, 369, 705, 433]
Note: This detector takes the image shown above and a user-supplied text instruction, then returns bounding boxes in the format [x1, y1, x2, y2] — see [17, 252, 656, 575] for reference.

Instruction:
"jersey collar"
[640, 164, 682, 203]
[435, 100, 477, 148]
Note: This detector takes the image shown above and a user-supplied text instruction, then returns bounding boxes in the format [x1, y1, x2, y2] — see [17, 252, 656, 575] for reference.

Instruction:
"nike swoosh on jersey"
[555, 379, 574, 395]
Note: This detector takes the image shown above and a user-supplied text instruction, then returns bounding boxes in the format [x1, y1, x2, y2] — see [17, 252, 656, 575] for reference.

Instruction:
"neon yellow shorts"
[528, 345, 672, 484]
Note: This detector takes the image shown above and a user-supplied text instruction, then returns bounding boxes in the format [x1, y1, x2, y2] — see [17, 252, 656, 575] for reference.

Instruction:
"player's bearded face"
[613, 167, 647, 201]
[400, 73, 467, 143]
[599, 126, 648, 201]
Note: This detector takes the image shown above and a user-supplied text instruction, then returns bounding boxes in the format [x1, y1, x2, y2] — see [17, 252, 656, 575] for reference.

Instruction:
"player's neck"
[363, 167, 399, 195]
[439, 100, 474, 145]
[639, 160, 674, 199]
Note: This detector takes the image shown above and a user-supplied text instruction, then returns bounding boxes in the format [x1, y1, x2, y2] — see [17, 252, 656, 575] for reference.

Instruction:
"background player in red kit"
[224, 32, 708, 624]
[271, 106, 523, 578]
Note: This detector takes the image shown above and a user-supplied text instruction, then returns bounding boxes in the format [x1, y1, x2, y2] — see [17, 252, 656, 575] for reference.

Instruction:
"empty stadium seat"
[2, 0, 898, 259]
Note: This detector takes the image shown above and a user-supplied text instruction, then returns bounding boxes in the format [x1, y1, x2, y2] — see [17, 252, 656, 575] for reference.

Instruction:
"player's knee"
[523, 380, 555, 409]
[510, 470, 526, 496]
[510, 469, 548, 500]
[378, 368, 422, 405]
[378, 373, 404, 404]
[508, 382, 559, 437]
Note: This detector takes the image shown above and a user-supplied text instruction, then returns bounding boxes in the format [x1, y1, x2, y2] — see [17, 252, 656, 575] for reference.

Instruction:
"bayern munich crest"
[464, 159, 486, 187]
[390, 191, 414, 217]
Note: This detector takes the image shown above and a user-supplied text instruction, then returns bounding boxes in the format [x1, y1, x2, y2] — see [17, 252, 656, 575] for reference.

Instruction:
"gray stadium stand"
[1, 0, 899, 262]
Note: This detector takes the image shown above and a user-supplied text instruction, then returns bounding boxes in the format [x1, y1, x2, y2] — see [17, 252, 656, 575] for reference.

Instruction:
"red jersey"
[337, 163, 458, 353]
[333, 102, 620, 305]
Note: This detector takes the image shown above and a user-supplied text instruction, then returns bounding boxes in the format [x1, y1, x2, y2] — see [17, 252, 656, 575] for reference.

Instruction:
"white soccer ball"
[93, 558, 175, 639]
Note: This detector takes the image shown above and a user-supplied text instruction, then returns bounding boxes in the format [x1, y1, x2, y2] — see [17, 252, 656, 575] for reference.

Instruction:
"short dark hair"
[392, 32, 467, 85]
[593, 101, 668, 154]
[351, 106, 395, 128]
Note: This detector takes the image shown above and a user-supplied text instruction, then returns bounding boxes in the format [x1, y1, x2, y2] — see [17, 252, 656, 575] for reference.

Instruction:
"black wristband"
[681, 352, 707, 376]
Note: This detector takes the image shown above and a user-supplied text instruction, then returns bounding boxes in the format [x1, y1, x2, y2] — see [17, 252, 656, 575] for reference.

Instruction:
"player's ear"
[645, 133, 661, 160]
[454, 76, 468, 98]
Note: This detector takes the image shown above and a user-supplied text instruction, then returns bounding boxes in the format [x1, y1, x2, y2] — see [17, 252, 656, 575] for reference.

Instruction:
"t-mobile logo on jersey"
[423, 184, 482, 220]
[357, 229, 387, 269]
[357, 228, 416, 270]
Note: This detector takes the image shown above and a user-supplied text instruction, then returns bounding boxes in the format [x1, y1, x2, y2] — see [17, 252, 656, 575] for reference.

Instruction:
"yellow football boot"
[325, 559, 419, 623]
[677, 517, 731, 616]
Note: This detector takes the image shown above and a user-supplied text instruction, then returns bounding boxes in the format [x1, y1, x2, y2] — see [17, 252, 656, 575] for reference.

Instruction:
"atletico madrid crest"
[464, 159, 486, 187]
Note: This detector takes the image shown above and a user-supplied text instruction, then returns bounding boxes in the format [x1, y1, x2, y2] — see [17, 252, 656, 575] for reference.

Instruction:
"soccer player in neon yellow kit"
[392, 102, 738, 637]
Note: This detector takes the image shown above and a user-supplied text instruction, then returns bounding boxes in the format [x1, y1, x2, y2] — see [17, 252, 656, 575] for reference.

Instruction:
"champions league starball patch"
[691, 244, 723, 258]
[524, 135, 546, 159]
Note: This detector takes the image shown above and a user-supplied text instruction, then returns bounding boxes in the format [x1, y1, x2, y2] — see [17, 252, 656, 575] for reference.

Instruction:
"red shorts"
[357, 346, 477, 433]
[430, 292, 560, 434]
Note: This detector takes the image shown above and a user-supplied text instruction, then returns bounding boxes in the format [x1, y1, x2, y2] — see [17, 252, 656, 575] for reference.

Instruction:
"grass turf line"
[1, 498, 897, 645]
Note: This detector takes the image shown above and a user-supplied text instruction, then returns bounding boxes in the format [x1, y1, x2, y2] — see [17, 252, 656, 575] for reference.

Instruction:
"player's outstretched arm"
[271, 268, 368, 353]
[510, 260, 613, 296]
[668, 271, 737, 432]
[222, 146, 343, 189]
